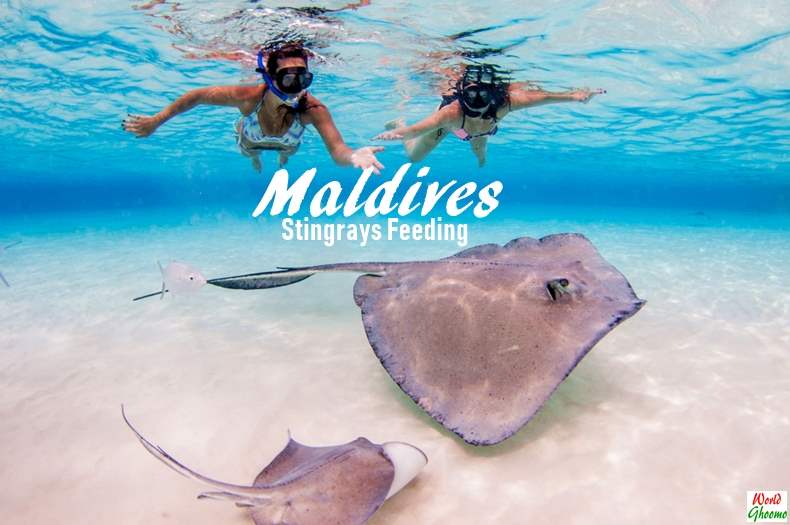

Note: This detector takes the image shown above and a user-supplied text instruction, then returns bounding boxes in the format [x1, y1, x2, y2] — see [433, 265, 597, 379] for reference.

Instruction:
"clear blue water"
[2, 3, 790, 524]
[1, 0, 788, 217]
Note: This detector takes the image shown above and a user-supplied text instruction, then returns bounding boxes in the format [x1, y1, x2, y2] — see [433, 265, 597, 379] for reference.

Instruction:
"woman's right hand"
[122, 114, 163, 137]
[350, 146, 385, 174]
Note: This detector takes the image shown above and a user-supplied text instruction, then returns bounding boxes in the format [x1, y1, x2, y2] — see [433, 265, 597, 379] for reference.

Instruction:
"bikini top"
[237, 96, 306, 151]
[453, 111, 499, 141]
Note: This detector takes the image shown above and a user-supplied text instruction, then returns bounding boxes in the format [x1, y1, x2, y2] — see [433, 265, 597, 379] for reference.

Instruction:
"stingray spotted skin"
[123, 408, 426, 525]
[208, 234, 645, 445]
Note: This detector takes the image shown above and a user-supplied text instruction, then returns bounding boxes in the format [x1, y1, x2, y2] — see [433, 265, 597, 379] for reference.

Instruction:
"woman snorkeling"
[374, 64, 604, 167]
[123, 42, 384, 173]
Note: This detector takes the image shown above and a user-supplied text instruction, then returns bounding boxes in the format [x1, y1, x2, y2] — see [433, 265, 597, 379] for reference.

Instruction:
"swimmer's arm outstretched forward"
[123, 85, 384, 173]
[371, 104, 463, 164]
[375, 104, 461, 141]
[123, 85, 260, 137]
[506, 84, 605, 110]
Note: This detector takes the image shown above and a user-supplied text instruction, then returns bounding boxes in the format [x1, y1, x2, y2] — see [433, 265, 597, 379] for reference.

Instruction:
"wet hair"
[265, 42, 310, 74]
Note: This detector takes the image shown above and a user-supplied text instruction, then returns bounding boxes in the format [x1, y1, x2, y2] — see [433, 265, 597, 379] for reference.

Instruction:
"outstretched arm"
[305, 101, 385, 174]
[123, 85, 261, 137]
[508, 83, 605, 111]
[373, 104, 459, 141]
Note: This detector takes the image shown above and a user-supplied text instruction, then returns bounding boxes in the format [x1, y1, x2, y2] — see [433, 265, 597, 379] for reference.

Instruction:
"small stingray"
[203, 234, 645, 445]
[0, 240, 21, 287]
[133, 261, 208, 301]
[133, 261, 312, 301]
[122, 407, 427, 525]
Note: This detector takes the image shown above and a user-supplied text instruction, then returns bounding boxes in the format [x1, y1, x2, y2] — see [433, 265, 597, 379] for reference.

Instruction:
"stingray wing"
[250, 437, 394, 525]
[353, 234, 644, 445]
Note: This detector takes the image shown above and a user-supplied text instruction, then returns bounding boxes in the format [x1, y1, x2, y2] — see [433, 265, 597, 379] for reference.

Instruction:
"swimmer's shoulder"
[436, 99, 463, 128]
[234, 84, 266, 115]
[300, 93, 330, 124]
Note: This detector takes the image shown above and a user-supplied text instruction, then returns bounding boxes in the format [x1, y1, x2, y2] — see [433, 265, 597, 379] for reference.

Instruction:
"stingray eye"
[189, 276, 194, 281]
[546, 278, 571, 301]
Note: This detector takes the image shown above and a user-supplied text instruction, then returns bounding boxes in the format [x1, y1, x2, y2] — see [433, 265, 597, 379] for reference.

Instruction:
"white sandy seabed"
[0, 208, 788, 525]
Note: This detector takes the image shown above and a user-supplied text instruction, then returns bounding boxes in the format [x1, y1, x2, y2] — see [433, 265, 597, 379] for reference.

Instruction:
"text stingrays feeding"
[134, 234, 645, 445]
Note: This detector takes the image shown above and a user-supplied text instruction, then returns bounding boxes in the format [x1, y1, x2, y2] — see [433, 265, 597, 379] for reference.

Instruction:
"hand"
[373, 130, 404, 141]
[122, 114, 162, 137]
[350, 146, 385, 175]
[571, 88, 606, 103]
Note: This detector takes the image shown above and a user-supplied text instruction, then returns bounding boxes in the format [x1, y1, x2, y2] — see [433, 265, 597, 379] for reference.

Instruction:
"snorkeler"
[374, 65, 605, 167]
[123, 42, 384, 173]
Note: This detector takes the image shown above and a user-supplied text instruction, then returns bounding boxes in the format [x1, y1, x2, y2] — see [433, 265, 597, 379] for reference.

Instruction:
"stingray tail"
[132, 289, 169, 301]
[121, 406, 270, 501]
[157, 261, 166, 300]
[0, 272, 9, 288]
[198, 491, 271, 507]
[132, 262, 169, 301]
[207, 263, 388, 291]
[207, 268, 316, 290]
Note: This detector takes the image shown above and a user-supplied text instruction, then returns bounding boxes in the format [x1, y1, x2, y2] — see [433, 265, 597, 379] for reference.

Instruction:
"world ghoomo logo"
[747, 491, 788, 523]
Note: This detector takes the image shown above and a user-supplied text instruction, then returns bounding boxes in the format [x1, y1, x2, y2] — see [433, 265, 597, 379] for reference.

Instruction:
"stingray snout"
[382, 441, 428, 499]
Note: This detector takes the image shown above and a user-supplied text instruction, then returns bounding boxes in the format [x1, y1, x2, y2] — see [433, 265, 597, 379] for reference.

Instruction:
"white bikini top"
[237, 97, 306, 151]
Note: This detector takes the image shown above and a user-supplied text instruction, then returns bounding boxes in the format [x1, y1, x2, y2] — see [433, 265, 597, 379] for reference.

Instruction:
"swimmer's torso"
[237, 97, 306, 153]
[437, 95, 505, 141]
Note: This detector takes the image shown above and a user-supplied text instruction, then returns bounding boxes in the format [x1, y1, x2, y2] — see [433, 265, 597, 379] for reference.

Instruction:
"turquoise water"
[1, 2, 789, 525]
[1, 0, 788, 215]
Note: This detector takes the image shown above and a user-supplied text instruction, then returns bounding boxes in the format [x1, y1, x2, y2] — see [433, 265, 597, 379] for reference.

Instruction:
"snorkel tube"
[256, 49, 301, 108]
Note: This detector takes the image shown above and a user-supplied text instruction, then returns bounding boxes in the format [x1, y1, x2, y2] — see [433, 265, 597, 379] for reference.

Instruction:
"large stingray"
[123, 407, 427, 525]
[196, 234, 645, 445]
[133, 234, 644, 445]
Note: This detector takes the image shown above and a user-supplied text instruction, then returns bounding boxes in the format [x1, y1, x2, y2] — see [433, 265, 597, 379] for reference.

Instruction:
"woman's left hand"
[373, 130, 404, 141]
[350, 146, 385, 174]
[571, 88, 606, 103]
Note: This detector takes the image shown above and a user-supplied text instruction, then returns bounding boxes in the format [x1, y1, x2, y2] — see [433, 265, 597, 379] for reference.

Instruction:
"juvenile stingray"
[133, 261, 208, 301]
[123, 407, 427, 525]
[204, 234, 645, 445]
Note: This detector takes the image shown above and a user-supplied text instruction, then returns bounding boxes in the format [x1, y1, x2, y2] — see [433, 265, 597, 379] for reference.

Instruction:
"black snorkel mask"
[256, 49, 313, 108]
[457, 65, 501, 118]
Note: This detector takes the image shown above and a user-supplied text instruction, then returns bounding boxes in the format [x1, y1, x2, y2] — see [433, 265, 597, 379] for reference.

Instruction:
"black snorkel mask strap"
[256, 49, 301, 108]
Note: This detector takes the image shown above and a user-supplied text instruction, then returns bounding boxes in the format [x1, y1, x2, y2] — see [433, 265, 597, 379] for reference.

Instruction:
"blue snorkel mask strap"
[256, 49, 300, 108]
